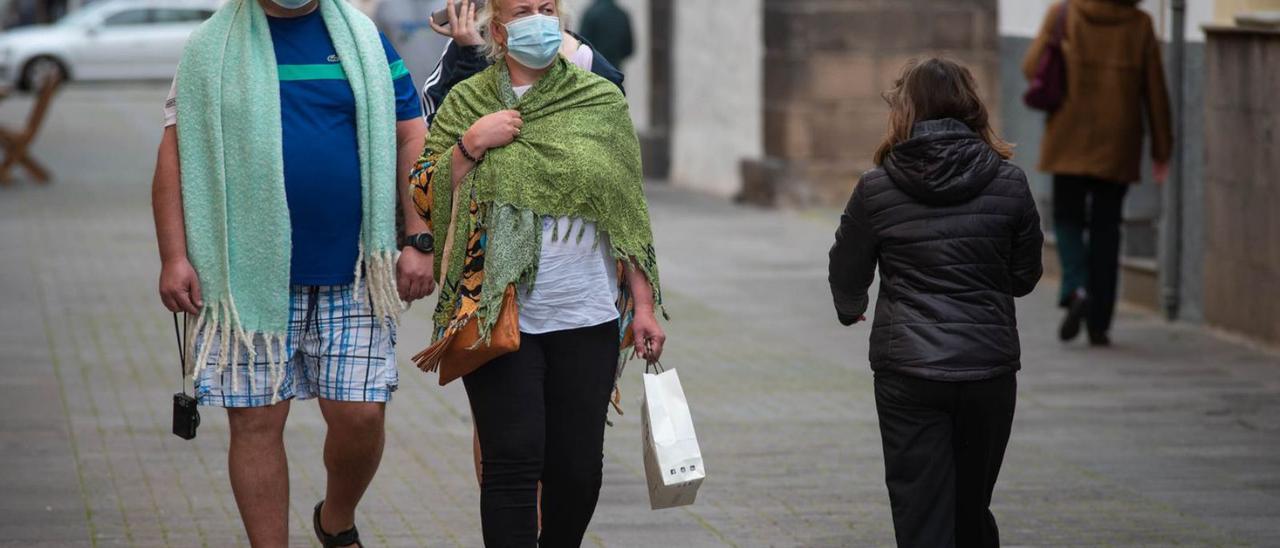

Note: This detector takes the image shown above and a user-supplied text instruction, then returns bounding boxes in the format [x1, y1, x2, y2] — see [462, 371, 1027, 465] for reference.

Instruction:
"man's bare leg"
[227, 401, 292, 547]
[317, 400, 386, 545]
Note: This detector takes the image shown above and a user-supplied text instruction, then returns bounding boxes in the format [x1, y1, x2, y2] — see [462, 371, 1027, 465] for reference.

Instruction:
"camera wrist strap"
[171, 312, 188, 396]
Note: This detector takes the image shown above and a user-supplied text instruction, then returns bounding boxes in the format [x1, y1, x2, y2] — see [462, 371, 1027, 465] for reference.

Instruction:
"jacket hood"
[883, 118, 1002, 206]
[1073, 0, 1144, 26]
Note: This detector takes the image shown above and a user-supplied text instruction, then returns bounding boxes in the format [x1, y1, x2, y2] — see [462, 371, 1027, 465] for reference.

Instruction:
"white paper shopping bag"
[641, 365, 705, 509]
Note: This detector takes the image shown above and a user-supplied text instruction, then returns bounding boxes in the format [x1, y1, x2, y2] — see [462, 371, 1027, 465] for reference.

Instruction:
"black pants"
[874, 372, 1017, 548]
[462, 321, 620, 548]
[1053, 174, 1129, 334]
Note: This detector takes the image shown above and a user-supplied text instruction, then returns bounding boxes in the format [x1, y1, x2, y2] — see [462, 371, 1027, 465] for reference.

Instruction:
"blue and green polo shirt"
[272, 10, 421, 285]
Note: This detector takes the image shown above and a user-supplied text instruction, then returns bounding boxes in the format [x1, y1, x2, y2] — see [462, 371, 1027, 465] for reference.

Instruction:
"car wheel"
[19, 56, 68, 91]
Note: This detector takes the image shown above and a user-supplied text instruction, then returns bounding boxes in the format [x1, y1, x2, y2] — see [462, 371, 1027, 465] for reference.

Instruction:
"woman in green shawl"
[409, 0, 665, 544]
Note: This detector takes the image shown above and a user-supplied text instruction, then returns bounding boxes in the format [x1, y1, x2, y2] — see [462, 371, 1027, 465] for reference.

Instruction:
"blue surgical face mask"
[503, 14, 562, 70]
[270, 0, 314, 10]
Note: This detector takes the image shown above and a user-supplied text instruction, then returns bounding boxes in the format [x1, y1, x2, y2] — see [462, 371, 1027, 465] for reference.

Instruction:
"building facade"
[619, 0, 1280, 345]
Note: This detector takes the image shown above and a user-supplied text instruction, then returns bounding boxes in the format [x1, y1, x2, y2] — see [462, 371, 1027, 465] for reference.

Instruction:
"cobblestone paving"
[2, 85, 1279, 547]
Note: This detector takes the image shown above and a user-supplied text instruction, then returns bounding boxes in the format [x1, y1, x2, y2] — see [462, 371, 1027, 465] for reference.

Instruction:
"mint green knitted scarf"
[176, 0, 400, 389]
[426, 57, 662, 341]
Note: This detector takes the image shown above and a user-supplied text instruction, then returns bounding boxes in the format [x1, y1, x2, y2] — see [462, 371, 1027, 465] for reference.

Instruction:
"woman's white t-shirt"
[511, 44, 620, 335]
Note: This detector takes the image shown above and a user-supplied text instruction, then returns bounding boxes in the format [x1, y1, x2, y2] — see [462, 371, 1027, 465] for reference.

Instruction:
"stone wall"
[1215, 0, 1280, 22]
[1202, 26, 1280, 344]
[740, 0, 999, 208]
[666, 0, 764, 197]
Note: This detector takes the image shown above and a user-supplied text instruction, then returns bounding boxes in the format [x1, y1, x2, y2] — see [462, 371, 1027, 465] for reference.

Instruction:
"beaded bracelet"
[457, 137, 480, 163]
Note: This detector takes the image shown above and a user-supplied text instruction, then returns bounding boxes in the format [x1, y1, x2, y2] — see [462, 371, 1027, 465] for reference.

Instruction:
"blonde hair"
[478, 0, 568, 63]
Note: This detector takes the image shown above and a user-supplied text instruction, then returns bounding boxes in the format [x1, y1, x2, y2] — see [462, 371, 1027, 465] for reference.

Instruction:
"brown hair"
[873, 57, 1013, 165]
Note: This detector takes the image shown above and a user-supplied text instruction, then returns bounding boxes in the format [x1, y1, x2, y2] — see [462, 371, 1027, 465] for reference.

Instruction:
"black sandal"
[313, 500, 363, 548]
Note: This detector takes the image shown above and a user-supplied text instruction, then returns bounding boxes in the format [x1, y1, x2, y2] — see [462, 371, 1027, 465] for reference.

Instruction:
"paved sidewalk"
[2, 84, 1279, 547]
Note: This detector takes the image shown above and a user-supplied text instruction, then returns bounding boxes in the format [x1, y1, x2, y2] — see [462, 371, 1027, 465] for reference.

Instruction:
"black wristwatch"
[403, 232, 435, 254]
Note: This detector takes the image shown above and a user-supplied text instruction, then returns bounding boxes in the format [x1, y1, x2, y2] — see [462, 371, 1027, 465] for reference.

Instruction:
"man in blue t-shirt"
[151, 0, 432, 545]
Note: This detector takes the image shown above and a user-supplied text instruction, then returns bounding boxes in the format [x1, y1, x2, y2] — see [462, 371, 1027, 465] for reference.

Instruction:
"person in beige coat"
[1023, 0, 1173, 346]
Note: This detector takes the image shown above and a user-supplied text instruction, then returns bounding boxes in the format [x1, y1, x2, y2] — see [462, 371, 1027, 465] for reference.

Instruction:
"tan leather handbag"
[412, 182, 520, 386]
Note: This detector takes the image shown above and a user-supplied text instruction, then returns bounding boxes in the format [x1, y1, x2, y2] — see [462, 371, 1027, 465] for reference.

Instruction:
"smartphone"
[431, 0, 487, 26]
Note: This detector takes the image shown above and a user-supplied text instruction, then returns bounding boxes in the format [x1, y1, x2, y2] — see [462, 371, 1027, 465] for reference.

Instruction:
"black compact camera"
[172, 392, 200, 440]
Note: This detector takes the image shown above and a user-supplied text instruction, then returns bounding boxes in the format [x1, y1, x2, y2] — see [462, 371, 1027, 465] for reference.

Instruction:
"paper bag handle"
[644, 340, 665, 374]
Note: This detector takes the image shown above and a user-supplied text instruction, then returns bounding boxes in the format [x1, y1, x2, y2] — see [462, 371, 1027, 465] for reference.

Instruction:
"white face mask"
[503, 14, 562, 69]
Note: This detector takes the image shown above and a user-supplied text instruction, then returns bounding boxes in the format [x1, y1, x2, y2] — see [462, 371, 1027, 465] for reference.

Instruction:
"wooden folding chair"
[0, 74, 61, 185]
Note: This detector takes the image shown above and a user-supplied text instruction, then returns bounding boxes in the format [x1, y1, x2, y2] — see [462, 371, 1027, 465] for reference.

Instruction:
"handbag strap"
[436, 170, 467, 289]
[1052, 0, 1069, 45]
[410, 168, 471, 374]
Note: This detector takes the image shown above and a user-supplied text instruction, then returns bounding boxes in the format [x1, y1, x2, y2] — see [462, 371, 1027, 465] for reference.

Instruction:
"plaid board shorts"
[194, 283, 398, 408]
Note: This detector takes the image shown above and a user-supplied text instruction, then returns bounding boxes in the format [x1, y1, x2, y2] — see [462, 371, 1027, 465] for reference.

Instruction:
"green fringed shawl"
[425, 56, 661, 341]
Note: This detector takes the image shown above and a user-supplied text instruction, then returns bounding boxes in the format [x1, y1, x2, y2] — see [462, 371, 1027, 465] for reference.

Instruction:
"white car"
[0, 0, 220, 90]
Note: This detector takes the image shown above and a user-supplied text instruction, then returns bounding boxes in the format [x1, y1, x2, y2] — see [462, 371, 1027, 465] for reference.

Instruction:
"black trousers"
[1052, 174, 1129, 334]
[462, 320, 620, 548]
[874, 372, 1017, 548]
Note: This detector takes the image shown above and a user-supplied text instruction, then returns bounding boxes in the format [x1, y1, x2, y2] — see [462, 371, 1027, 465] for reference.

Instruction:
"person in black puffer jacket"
[828, 58, 1043, 548]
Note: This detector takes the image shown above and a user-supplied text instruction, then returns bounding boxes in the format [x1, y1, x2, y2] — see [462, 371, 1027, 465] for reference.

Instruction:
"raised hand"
[429, 0, 483, 47]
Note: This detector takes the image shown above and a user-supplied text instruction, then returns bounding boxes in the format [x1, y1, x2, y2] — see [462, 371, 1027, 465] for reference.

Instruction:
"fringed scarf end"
[355, 246, 403, 326]
[186, 296, 287, 404]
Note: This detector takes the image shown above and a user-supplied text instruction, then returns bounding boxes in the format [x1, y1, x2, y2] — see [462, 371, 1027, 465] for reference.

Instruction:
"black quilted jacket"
[828, 118, 1044, 381]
